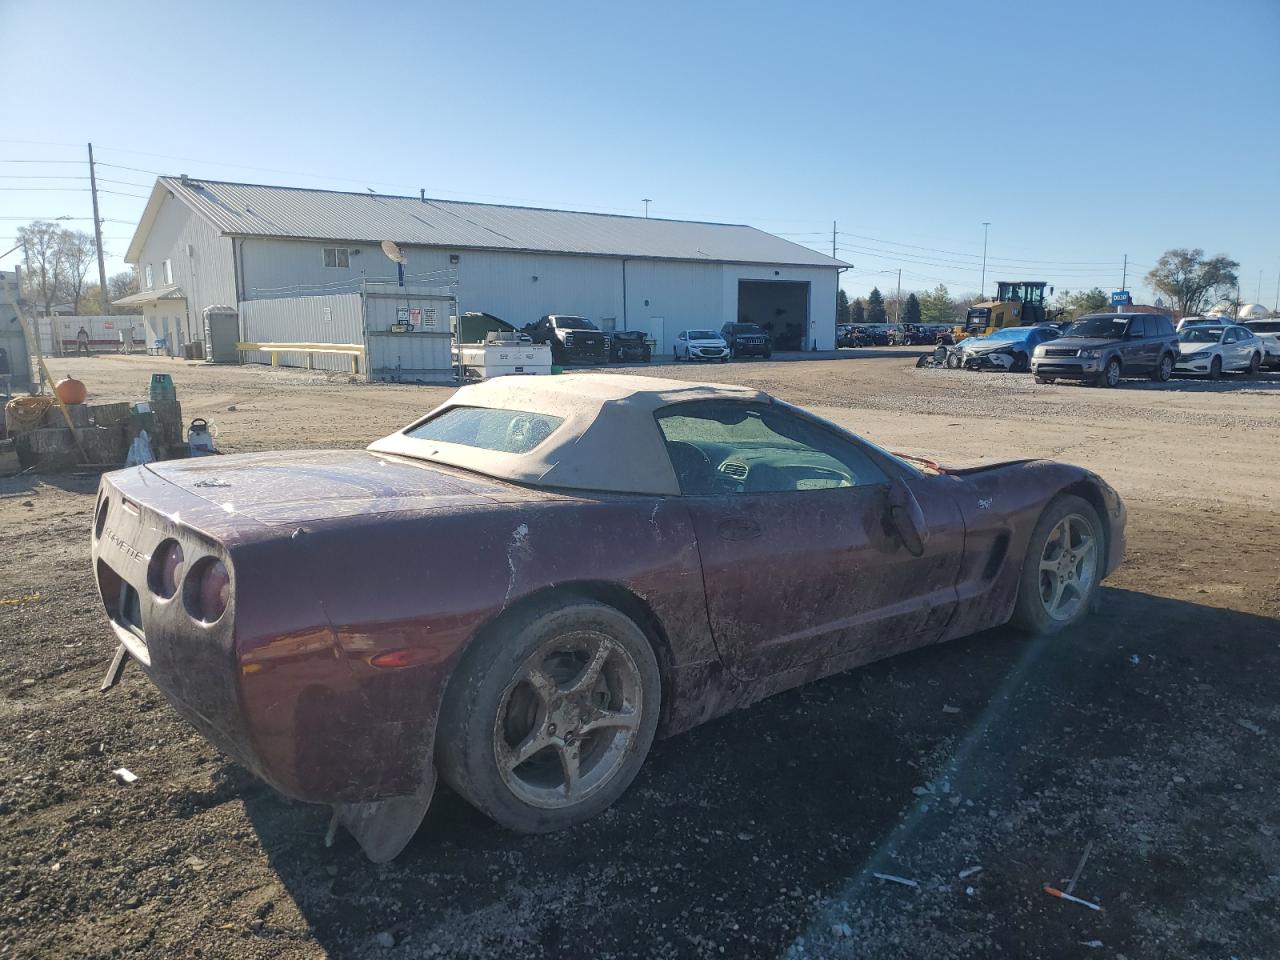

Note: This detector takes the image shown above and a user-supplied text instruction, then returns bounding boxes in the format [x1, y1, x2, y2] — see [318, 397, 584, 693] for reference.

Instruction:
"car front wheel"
[1011, 495, 1103, 635]
[1248, 353, 1262, 376]
[1209, 355, 1222, 380]
[436, 598, 661, 834]
[1098, 357, 1121, 388]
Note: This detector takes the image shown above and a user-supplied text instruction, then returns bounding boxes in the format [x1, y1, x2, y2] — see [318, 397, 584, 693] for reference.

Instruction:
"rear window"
[1247, 321, 1280, 334]
[405, 406, 564, 453]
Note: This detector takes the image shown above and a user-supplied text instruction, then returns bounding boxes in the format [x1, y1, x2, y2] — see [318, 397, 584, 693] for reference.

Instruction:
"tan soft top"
[368, 373, 768, 495]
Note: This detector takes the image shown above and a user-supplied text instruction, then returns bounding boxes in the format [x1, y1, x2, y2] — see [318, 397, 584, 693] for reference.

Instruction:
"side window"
[1223, 329, 1238, 343]
[678, 331, 687, 340]
[1157, 317, 1174, 336]
[1126, 318, 1146, 338]
[655, 401, 887, 496]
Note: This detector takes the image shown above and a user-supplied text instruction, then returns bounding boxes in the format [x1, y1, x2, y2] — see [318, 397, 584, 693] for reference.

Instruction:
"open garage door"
[738, 280, 810, 351]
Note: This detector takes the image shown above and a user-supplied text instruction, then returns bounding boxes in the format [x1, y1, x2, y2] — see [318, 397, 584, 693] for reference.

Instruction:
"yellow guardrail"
[236, 341, 365, 375]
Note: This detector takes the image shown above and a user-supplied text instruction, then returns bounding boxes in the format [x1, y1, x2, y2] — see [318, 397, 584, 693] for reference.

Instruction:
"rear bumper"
[92, 469, 437, 807]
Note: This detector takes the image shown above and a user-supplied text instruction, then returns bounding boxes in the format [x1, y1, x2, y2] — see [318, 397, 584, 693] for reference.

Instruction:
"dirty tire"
[435, 598, 661, 834]
[1248, 353, 1262, 376]
[1010, 494, 1104, 636]
[1034, 375, 1055, 385]
[1012, 351, 1029, 373]
[1209, 355, 1222, 381]
[945, 352, 961, 369]
[1151, 353, 1173, 382]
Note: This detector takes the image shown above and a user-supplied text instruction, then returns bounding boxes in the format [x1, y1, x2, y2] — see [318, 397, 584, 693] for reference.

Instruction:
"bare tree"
[108, 270, 139, 306]
[1145, 249, 1239, 318]
[59, 230, 97, 315]
[16, 220, 65, 316]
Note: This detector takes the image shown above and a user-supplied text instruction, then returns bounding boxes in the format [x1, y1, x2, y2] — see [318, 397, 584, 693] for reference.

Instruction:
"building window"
[162, 259, 173, 285]
[144, 264, 154, 289]
[323, 247, 350, 268]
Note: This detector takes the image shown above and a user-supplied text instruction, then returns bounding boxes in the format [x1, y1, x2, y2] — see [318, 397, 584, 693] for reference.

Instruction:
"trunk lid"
[145, 449, 537, 524]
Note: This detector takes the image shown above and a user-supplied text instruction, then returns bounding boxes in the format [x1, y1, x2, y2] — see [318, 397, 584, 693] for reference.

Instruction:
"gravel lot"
[2, 350, 1278, 959]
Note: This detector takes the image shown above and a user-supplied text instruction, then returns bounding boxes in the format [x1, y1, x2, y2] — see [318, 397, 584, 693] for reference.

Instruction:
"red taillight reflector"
[184, 558, 230, 623]
[148, 540, 184, 599]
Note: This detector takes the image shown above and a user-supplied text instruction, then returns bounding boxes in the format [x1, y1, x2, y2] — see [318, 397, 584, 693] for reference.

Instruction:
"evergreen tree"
[902, 292, 922, 325]
[850, 298, 866, 324]
[918, 284, 956, 326]
[836, 289, 851, 324]
[866, 287, 888, 324]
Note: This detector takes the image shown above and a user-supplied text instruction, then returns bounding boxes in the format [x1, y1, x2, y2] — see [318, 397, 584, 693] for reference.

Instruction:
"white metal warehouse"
[117, 176, 847, 379]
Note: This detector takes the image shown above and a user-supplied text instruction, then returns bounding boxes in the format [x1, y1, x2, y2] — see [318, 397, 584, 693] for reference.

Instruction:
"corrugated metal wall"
[133, 195, 237, 350]
[240, 293, 363, 372]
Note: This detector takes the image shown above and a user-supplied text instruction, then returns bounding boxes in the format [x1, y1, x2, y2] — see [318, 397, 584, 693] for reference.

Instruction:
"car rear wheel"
[436, 598, 661, 834]
[1151, 353, 1173, 382]
[1209, 355, 1222, 380]
[945, 352, 961, 369]
[1011, 495, 1103, 636]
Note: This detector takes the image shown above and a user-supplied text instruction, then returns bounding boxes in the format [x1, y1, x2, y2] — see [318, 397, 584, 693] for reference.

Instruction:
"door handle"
[718, 517, 762, 541]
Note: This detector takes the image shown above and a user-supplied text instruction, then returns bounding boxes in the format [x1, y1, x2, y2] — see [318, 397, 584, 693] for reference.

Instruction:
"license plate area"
[118, 581, 146, 644]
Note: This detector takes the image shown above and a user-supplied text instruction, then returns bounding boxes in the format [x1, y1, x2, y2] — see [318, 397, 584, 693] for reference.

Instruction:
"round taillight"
[184, 558, 230, 623]
[148, 540, 184, 599]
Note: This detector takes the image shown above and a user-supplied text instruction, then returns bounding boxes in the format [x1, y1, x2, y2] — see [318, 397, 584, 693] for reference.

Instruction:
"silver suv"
[1031, 313, 1179, 387]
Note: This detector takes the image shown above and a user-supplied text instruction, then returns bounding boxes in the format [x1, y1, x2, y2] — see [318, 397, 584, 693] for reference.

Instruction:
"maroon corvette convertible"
[92, 374, 1124, 860]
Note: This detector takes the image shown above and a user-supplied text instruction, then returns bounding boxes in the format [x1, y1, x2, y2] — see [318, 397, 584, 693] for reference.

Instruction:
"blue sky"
[2, 0, 1276, 306]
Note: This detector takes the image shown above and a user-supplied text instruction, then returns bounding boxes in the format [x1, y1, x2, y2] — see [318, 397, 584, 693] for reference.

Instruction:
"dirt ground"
[3, 351, 1278, 960]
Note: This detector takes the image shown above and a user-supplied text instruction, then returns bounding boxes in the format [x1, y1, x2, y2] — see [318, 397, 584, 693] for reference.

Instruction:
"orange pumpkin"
[54, 377, 88, 406]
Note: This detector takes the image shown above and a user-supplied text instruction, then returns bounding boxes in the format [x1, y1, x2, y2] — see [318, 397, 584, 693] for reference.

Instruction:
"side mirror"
[887, 479, 929, 557]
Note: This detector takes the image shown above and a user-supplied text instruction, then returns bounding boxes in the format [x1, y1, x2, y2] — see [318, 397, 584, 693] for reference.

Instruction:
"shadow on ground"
[239, 589, 1280, 959]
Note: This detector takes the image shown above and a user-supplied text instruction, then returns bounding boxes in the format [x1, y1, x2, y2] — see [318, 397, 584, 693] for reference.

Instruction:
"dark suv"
[524, 315, 610, 365]
[1031, 312, 1179, 387]
[720, 322, 772, 359]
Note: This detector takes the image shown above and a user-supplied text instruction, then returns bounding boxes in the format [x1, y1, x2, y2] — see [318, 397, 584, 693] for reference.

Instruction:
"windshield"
[1179, 328, 1225, 343]
[727, 324, 764, 334]
[981, 327, 1033, 343]
[1063, 317, 1128, 339]
[553, 317, 596, 330]
[405, 406, 564, 453]
[688, 330, 719, 340]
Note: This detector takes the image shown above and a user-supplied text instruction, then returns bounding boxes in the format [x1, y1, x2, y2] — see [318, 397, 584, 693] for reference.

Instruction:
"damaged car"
[939, 324, 1060, 372]
[91, 374, 1125, 861]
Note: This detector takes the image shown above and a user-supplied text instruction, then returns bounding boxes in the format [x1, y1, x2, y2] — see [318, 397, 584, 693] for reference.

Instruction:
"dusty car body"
[92, 374, 1125, 861]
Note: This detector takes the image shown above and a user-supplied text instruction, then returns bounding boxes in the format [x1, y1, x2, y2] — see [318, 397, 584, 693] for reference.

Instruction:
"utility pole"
[832, 221, 837, 261]
[980, 222, 991, 298]
[1258, 269, 1263, 304]
[88, 143, 109, 314]
[642, 199, 651, 218]
[895, 268, 902, 323]
[1120, 254, 1127, 294]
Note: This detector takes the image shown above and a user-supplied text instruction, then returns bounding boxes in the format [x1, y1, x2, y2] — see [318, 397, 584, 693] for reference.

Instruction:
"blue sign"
[1111, 290, 1132, 306]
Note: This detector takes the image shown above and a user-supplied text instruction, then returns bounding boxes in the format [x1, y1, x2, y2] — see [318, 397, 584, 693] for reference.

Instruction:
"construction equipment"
[956, 281, 1054, 340]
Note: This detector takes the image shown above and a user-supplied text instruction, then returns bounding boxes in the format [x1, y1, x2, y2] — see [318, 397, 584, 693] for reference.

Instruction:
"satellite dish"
[380, 240, 404, 264]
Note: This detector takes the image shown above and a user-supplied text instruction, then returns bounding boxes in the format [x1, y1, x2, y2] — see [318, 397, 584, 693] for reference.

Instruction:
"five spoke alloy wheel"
[1011, 494, 1104, 635]
[495, 631, 643, 809]
[436, 598, 661, 833]
[1035, 513, 1098, 622]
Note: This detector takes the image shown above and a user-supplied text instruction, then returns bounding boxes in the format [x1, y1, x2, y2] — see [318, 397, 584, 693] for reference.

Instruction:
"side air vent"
[721, 462, 748, 480]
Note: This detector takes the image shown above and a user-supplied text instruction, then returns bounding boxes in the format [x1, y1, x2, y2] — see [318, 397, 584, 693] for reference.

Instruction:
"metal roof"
[133, 177, 846, 269]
